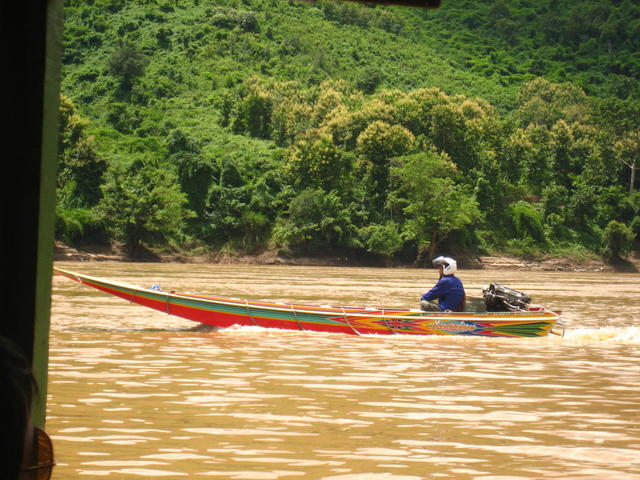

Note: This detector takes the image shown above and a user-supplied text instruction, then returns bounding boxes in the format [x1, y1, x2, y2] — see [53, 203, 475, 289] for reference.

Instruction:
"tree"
[389, 151, 481, 263]
[57, 95, 106, 208]
[568, 179, 599, 230]
[97, 157, 192, 257]
[272, 188, 360, 252]
[176, 154, 215, 222]
[355, 66, 384, 94]
[395, 88, 448, 137]
[356, 120, 415, 164]
[507, 125, 554, 194]
[613, 129, 640, 195]
[284, 130, 352, 191]
[203, 156, 247, 243]
[548, 119, 584, 188]
[238, 210, 270, 251]
[311, 80, 352, 128]
[428, 103, 469, 168]
[108, 41, 149, 91]
[631, 216, 640, 253]
[602, 220, 634, 261]
[166, 129, 212, 223]
[542, 184, 569, 220]
[323, 97, 393, 149]
[509, 201, 547, 244]
[356, 120, 415, 206]
[233, 89, 274, 138]
[515, 78, 589, 129]
[359, 222, 403, 266]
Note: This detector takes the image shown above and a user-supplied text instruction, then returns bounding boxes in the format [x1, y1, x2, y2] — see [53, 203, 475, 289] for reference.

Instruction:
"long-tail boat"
[54, 268, 565, 338]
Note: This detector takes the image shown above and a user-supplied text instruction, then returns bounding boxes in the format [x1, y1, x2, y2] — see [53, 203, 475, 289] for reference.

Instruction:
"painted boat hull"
[54, 268, 562, 338]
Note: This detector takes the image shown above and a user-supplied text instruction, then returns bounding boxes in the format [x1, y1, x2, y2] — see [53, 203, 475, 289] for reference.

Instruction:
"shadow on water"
[185, 323, 220, 332]
[70, 323, 221, 333]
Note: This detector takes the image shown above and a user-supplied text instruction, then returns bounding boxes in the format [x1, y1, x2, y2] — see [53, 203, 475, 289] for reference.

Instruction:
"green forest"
[58, 0, 640, 265]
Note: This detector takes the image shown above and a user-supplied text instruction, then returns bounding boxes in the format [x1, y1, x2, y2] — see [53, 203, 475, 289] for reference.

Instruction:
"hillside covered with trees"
[57, 0, 640, 265]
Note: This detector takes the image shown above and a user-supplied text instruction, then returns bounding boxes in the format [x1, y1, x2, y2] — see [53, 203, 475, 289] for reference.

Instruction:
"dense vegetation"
[57, 0, 640, 264]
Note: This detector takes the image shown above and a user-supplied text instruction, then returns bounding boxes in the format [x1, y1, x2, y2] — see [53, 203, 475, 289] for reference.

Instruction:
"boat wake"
[560, 326, 640, 344]
[217, 324, 640, 344]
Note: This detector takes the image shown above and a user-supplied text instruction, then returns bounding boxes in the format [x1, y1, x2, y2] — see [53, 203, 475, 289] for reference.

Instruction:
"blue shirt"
[421, 275, 465, 311]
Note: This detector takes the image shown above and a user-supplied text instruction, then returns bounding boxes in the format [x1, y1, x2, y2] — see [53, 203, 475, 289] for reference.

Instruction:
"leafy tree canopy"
[57, 0, 640, 263]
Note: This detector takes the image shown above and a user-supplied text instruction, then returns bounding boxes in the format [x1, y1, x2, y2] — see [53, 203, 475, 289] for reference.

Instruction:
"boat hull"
[54, 268, 561, 338]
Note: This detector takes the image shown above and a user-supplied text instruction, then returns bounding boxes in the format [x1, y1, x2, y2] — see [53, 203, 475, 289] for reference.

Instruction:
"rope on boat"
[244, 299, 259, 327]
[380, 309, 398, 335]
[290, 304, 305, 331]
[341, 307, 361, 336]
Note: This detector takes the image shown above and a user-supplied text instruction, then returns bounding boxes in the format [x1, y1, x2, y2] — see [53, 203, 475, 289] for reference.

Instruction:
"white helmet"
[432, 256, 457, 275]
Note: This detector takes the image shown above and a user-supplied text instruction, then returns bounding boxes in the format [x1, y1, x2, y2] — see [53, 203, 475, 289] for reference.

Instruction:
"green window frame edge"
[32, 0, 64, 428]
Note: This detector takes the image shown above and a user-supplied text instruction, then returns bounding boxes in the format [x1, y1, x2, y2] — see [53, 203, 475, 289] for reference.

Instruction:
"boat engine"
[482, 283, 531, 312]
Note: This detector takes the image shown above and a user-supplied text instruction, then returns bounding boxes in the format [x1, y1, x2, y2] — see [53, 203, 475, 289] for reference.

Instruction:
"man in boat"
[420, 256, 466, 312]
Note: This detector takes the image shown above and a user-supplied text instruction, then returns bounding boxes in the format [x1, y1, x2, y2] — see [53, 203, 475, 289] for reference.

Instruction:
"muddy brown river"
[47, 262, 640, 479]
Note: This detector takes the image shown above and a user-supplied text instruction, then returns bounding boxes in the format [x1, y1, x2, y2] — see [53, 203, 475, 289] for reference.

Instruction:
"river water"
[48, 261, 640, 479]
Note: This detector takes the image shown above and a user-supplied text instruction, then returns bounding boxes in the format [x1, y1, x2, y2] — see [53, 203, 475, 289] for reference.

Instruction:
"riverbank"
[53, 242, 639, 272]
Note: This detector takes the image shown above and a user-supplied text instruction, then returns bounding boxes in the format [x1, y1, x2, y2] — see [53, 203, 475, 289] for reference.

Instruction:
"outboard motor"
[482, 283, 531, 312]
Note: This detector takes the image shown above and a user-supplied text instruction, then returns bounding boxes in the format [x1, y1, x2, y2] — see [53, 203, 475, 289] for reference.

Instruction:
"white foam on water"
[220, 324, 328, 337]
[562, 326, 640, 344]
[216, 324, 640, 344]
